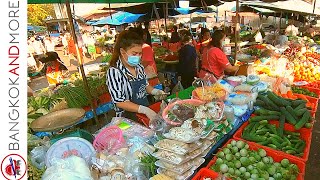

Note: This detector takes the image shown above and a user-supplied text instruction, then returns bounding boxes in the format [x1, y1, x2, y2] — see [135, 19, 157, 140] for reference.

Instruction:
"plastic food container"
[155, 157, 204, 175]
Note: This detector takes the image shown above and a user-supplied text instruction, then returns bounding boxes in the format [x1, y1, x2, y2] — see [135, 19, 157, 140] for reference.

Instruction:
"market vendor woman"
[107, 29, 166, 122]
[199, 30, 239, 80]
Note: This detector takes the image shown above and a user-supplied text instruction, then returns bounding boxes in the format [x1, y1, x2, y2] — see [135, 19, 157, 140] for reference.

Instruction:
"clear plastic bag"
[30, 145, 49, 169]
[163, 127, 201, 143]
[42, 156, 93, 180]
[154, 139, 202, 155]
[157, 168, 194, 180]
[152, 150, 189, 165]
[155, 157, 204, 175]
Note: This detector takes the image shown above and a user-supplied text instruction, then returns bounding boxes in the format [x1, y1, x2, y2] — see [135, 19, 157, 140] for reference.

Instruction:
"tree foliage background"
[28, 4, 56, 26]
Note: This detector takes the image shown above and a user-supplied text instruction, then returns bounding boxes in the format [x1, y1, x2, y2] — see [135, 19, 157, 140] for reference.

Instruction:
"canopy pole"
[163, 3, 168, 35]
[224, 11, 227, 31]
[235, 0, 240, 62]
[279, 11, 282, 33]
[65, 0, 99, 124]
[313, 0, 317, 15]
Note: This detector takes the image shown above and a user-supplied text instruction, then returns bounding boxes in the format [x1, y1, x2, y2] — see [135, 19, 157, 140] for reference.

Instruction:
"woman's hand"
[138, 105, 157, 121]
[151, 89, 168, 100]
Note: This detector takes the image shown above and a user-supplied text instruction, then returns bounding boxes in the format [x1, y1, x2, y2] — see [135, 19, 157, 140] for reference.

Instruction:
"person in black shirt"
[177, 30, 197, 88]
[170, 25, 181, 43]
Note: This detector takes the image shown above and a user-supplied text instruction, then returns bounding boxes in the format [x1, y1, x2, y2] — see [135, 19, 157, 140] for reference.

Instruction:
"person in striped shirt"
[106, 29, 166, 123]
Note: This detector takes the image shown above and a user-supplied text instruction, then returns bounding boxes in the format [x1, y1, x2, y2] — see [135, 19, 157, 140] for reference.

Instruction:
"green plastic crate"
[167, 86, 195, 100]
[50, 129, 94, 144]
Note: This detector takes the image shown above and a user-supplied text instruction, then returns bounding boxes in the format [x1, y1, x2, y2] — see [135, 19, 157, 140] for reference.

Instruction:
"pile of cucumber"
[253, 91, 313, 130]
[242, 120, 306, 157]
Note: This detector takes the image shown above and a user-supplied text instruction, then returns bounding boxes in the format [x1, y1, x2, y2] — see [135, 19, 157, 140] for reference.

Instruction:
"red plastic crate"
[293, 94, 319, 112]
[192, 168, 231, 180]
[306, 96, 319, 112]
[233, 121, 312, 162]
[136, 101, 161, 127]
[206, 139, 305, 180]
[302, 86, 320, 99]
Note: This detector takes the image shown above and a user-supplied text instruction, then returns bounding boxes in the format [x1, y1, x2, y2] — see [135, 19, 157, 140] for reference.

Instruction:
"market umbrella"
[92, 11, 145, 26]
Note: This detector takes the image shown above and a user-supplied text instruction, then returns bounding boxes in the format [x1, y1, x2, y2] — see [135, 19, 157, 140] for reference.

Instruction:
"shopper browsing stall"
[199, 30, 239, 80]
[106, 30, 166, 121]
[177, 30, 197, 88]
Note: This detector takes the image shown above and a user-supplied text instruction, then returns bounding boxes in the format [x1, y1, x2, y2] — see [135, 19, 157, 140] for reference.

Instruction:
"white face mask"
[221, 41, 226, 47]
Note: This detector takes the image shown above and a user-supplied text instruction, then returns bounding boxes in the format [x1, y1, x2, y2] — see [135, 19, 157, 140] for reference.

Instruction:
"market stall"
[27, 0, 320, 180]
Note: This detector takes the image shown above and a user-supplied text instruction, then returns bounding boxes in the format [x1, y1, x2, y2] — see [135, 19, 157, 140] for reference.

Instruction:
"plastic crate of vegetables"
[192, 168, 231, 180]
[233, 120, 312, 163]
[206, 139, 305, 180]
[291, 86, 319, 99]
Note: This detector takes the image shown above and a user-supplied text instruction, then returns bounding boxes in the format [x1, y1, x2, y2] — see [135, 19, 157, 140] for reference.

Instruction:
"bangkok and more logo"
[1, 154, 27, 180]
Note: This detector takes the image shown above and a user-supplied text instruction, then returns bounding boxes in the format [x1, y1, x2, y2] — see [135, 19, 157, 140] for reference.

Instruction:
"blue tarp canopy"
[92, 11, 145, 26]
[27, 25, 47, 32]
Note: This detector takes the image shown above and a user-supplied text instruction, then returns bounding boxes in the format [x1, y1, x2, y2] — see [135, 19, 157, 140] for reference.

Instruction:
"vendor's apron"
[115, 70, 149, 120]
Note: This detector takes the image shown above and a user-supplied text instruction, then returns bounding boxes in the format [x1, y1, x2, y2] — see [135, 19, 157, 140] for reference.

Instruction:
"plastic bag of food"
[157, 168, 194, 180]
[217, 79, 234, 93]
[163, 127, 201, 143]
[154, 139, 202, 155]
[226, 93, 251, 105]
[234, 84, 253, 92]
[155, 157, 204, 175]
[155, 160, 193, 175]
[152, 149, 189, 165]
[42, 156, 93, 180]
[205, 130, 218, 140]
[231, 104, 249, 117]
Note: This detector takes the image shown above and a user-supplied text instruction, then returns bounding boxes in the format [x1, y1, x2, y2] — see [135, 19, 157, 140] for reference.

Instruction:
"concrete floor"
[305, 102, 320, 180]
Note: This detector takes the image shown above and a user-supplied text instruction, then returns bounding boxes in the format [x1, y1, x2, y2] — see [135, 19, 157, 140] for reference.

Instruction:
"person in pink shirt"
[199, 30, 239, 80]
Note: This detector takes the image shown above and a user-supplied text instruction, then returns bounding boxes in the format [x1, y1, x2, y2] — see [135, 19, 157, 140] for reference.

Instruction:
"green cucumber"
[249, 115, 280, 122]
[293, 103, 306, 111]
[258, 95, 279, 110]
[279, 114, 285, 137]
[292, 99, 307, 107]
[294, 111, 311, 130]
[267, 144, 278, 149]
[280, 107, 297, 125]
[295, 108, 308, 117]
[267, 91, 291, 106]
[286, 106, 299, 120]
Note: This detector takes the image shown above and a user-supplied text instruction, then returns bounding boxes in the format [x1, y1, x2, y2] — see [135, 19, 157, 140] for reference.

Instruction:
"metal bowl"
[30, 108, 86, 132]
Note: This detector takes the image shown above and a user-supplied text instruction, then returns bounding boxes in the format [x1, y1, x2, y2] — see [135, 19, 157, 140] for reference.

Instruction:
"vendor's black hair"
[209, 30, 226, 49]
[109, 30, 143, 67]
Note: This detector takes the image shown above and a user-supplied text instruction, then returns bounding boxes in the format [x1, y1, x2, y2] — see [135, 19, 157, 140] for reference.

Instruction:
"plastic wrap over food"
[231, 104, 249, 117]
[154, 139, 202, 155]
[163, 127, 201, 143]
[217, 79, 234, 93]
[226, 93, 251, 105]
[42, 156, 93, 180]
[155, 157, 204, 175]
